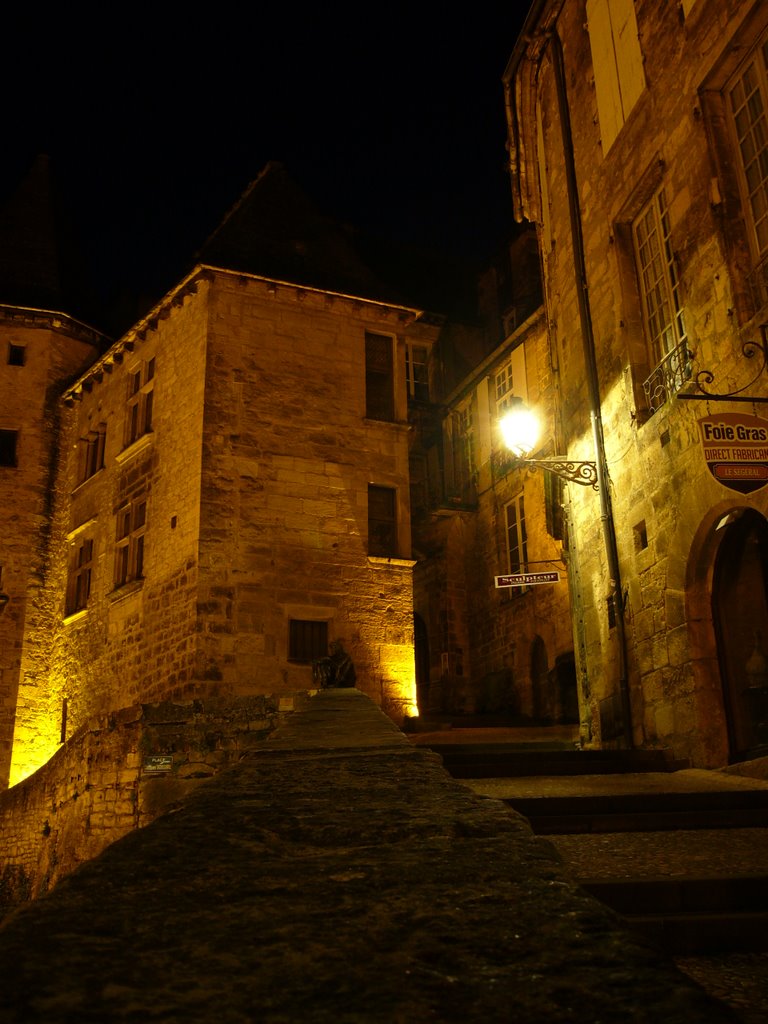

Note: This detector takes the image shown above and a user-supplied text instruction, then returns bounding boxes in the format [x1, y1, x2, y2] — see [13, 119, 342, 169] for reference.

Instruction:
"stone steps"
[422, 736, 768, 957]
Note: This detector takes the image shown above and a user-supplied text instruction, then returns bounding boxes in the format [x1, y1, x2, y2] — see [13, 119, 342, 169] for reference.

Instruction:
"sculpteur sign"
[698, 412, 768, 493]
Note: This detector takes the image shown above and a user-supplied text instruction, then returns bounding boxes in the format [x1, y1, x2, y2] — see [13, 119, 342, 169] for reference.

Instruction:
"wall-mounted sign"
[698, 412, 768, 494]
[143, 755, 173, 774]
[495, 571, 560, 588]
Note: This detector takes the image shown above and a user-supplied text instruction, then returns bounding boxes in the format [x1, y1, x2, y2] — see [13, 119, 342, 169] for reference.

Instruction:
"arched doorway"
[713, 508, 768, 759]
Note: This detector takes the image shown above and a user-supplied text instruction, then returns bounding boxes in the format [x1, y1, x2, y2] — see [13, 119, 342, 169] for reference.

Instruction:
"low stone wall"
[0, 692, 310, 917]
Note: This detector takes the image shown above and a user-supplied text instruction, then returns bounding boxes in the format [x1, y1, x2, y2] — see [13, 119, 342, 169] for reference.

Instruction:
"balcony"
[643, 340, 692, 416]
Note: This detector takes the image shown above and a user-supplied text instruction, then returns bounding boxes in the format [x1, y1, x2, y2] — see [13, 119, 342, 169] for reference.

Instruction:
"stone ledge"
[0, 690, 733, 1022]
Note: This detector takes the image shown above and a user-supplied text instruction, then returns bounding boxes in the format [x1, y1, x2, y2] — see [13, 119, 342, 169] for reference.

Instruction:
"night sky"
[2, 7, 528, 329]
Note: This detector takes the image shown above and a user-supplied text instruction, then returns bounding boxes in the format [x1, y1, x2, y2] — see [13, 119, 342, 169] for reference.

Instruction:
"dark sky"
[2, 7, 528, 324]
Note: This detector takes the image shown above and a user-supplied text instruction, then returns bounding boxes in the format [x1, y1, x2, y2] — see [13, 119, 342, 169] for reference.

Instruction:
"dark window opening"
[368, 485, 397, 557]
[8, 344, 25, 366]
[365, 332, 395, 421]
[289, 619, 328, 663]
[0, 430, 18, 467]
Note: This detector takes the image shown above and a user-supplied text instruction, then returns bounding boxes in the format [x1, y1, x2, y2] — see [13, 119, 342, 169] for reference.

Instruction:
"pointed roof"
[0, 154, 94, 318]
[197, 162, 401, 303]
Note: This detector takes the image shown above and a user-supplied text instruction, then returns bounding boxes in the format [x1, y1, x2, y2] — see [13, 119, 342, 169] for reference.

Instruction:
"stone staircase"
[415, 731, 768, 957]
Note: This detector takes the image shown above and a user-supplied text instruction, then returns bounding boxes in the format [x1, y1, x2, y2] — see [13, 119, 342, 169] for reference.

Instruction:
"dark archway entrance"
[414, 613, 430, 714]
[713, 508, 768, 759]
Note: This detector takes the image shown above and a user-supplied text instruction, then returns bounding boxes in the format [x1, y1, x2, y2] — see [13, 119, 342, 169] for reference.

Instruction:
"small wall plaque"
[143, 755, 173, 774]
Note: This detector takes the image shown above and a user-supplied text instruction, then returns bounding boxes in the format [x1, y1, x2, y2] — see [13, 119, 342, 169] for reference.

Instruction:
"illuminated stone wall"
[8, 267, 436, 785]
[10, 284, 208, 784]
[195, 273, 437, 717]
[508, 0, 768, 764]
[0, 694, 300, 916]
[0, 316, 99, 788]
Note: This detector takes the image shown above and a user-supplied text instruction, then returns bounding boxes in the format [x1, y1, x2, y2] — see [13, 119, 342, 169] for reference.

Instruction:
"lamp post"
[498, 406, 599, 489]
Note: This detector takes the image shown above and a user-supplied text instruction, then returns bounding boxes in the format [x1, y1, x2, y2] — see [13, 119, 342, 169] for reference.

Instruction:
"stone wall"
[10, 285, 208, 784]
[0, 317, 99, 788]
[0, 692, 306, 918]
[512, 0, 768, 764]
[195, 273, 438, 716]
[414, 309, 575, 720]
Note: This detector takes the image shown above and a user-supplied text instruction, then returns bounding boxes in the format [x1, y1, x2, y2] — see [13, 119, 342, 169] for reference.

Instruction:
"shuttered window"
[587, 0, 646, 153]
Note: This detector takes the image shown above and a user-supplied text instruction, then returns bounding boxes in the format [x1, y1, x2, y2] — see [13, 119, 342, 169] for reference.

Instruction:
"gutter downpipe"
[549, 29, 633, 747]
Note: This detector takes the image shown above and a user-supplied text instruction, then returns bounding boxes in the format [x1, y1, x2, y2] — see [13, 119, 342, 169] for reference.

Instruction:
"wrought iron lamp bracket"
[512, 456, 599, 489]
[677, 324, 768, 404]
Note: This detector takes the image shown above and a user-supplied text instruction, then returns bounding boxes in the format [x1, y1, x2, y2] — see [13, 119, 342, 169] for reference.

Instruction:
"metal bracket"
[677, 324, 768, 403]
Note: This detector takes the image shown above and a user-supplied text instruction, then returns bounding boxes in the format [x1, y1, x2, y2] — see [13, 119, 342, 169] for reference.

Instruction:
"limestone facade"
[505, 0, 768, 764]
[7, 264, 439, 785]
[0, 309, 102, 787]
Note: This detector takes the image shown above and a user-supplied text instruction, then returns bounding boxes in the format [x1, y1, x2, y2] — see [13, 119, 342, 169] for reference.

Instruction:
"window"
[289, 619, 328, 663]
[457, 403, 475, 476]
[634, 188, 690, 413]
[506, 495, 528, 575]
[495, 362, 515, 414]
[79, 425, 106, 482]
[368, 485, 397, 557]
[125, 358, 155, 447]
[728, 34, 768, 270]
[365, 332, 394, 421]
[0, 429, 18, 467]
[67, 539, 93, 614]
[115, 500, 147, 587]
[587, 0, 646, 153]
[406, 343, 429, 402]
[7, 343, 25, 366]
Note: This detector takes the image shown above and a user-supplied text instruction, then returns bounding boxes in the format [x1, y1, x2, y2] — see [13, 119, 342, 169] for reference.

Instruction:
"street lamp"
[498, 405, 598, 489]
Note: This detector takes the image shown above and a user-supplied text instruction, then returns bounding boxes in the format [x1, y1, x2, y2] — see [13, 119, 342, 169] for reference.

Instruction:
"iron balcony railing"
[643, 340, 693, 415]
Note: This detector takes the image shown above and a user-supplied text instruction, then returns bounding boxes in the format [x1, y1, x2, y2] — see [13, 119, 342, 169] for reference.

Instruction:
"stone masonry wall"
[0, 692, 307, 918]
[0, 320, 98, 788]
[195, 273, 440, 719]
[530, 0, 768, 764]
[10, 285, 208, 784]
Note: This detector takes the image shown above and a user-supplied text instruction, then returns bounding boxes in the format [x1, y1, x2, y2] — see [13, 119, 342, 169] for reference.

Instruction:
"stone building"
[505, 0, 768, 765]
[1, 162, 442, 786]
[411, 231, 578, 724]
[0, 156, 107, 789]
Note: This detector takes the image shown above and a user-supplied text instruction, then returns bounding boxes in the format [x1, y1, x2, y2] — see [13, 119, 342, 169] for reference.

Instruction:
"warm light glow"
[9, 669, 69, 787]
[499, 406, 541, 457]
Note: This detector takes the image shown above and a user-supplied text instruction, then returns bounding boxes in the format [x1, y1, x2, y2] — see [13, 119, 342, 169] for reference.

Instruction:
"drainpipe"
[549, 29, 632, 747]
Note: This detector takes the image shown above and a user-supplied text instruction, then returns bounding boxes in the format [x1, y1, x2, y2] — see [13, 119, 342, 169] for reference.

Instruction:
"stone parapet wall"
[0, 692, 309, 918]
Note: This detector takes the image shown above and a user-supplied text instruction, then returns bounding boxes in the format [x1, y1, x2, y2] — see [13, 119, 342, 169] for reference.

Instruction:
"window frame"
[726, 31, 768, 270]
[67, 538, 94, 615]
[125, 357, 155, 448]
[505, 493, 529, 577]
[368, 484, 398, 557]
[364, 331, 395, 422]
[0, 429, 18, 468]
[79, 424, 107, 483]
[7, 343, 25, 366]
[114, 500, 148, 588]
[405, 342, 430, 403]
[288, 619, 329, 664]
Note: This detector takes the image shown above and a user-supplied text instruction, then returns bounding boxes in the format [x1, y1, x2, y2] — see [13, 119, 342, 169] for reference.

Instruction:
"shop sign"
[495, 571, 560, 588]
[698, 412, 768, 493]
